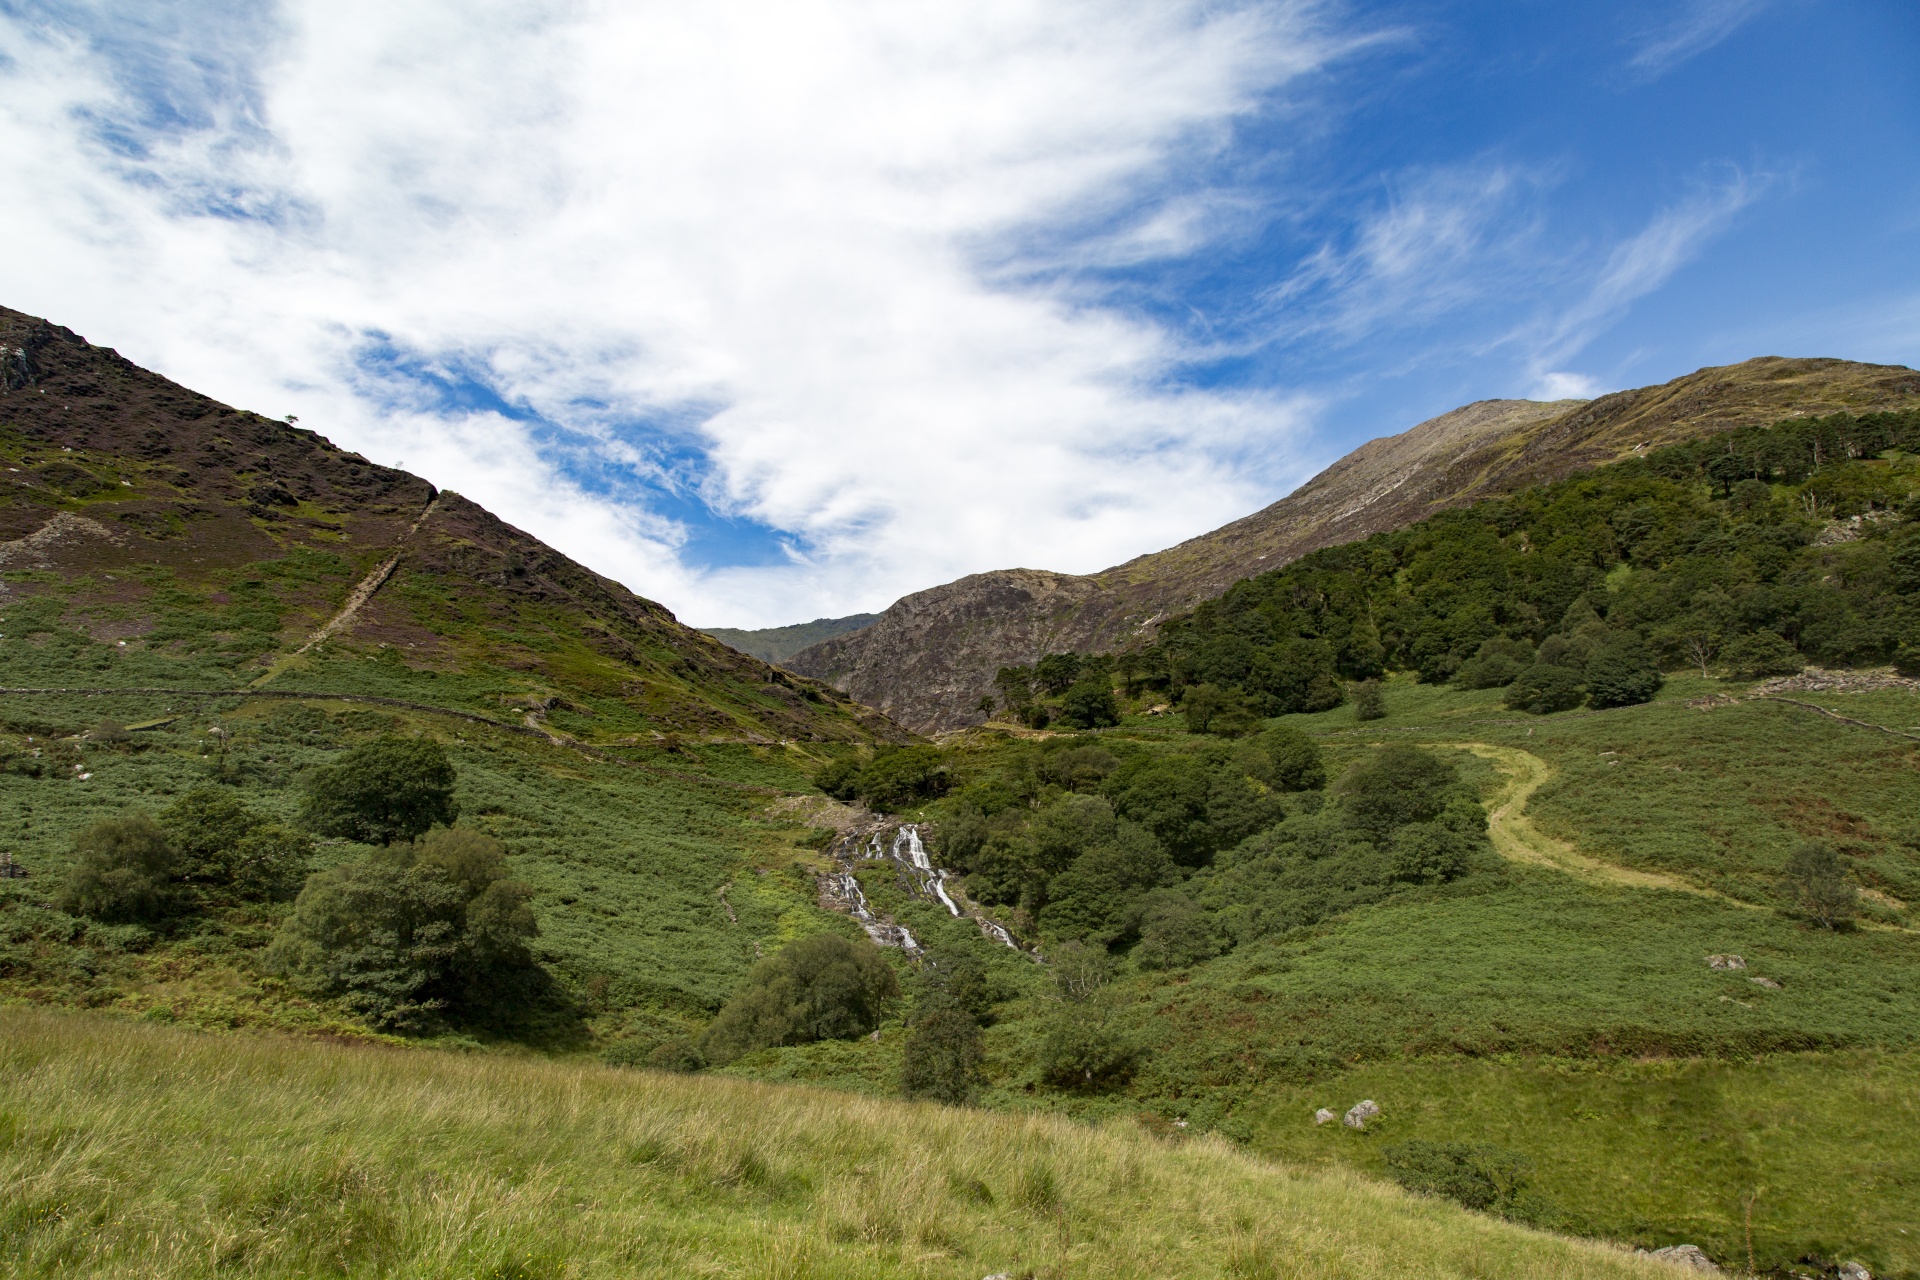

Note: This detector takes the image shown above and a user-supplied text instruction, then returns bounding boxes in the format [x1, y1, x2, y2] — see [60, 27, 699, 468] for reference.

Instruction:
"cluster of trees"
[58, 735, 552, 1034]
[697, 932, 900, 1065]
[1122, 408, 1920, 717]
[816, 745, 951, 810]
[989, 653, 1120, 730]
[936, 732, 1486, 964]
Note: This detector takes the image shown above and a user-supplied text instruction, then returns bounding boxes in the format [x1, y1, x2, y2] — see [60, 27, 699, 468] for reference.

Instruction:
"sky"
[0, 1, 1914, 628]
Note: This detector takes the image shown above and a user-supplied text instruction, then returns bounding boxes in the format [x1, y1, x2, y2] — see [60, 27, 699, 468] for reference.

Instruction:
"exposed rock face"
[1342, 1100, 1380, 1129]
[789, 357, 1920, 732]
[1643, 1244, 1721, 1272]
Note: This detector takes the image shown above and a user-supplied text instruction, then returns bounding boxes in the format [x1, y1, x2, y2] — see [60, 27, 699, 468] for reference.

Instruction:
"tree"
[159, 786, 310, 903]
[994, 665, 1035, 712]
[1584, 637, 1664, 709]
[1351, 679, 1386, 721]
[858, 746, 950, 810]
[1334, 746, 1459, 844]
[1130, 890, 1220, 969]
[1037, 1003, 1136, 1091]
[1238, 723, 1326, 792]
[1451, 637, 1532, 690]
[1181, 683, 1234, 735]
[1057, 678, 1119, 730]
[1034, 652, 1083, 696]
[58, 814, 176, 923]
[266, 827, 538, 1031]
[1503, 664, 1585, 715]
[1721, 630, 1804, 679]
[300, 737, 458, 844]
[975, 694, 997, 719]
[1389, 822, 1472, 884]
[815, 756, 866, 801]
[1782, 841, 1857, 929]
[901, 1005, 985, 1105]
[698, 934, 900, 1065]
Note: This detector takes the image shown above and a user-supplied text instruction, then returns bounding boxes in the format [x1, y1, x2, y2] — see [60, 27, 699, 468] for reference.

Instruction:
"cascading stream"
[820, 821, 1025, 955]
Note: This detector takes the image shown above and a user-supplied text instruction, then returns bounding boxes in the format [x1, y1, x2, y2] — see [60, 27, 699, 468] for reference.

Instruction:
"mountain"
[700, 612, 878, 664]
[0, 305, 903, 745]
[787, 356, 1920, 731]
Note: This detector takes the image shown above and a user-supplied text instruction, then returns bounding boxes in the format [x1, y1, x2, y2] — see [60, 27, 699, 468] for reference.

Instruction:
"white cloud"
[0, 0, 1342, 627]
[1531, 371, 1602, 400]
[1627, 0, 1771, 78]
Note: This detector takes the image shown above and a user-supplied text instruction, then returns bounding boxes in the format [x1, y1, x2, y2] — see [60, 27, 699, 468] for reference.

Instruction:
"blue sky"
[0, 0, 1913, 626]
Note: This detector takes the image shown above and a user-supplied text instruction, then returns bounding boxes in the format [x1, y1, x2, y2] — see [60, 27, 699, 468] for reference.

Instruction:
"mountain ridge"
[787, 356, 1920, 731]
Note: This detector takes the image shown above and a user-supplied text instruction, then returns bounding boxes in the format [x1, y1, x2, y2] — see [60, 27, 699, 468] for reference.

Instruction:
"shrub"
[300, 737, 458, 844]
[645, 1038, 706, 1073]
[1452, 637, 1533, 690]
[1782, 841, 1857, 930]
[1388, 821, 1473, 884]
[160, 787, 311, 903]
[815, 756, 865, 801]
[1239, 724, 1327, 792]
[1130, 890, 1220, 969]
[266, 827, 538, 1031]
[1383, 1141, 1548, 1223]
[1351, 679, 1387, 720]
[900, 1004, 985, 1105]
[59, 814, 177, 923]
[1721, 630, 1804, 679]
[698, 934, 899, 1065]
[1037, 1005, 1137, 1091]
[1503, 664, 1586, 714]
[1583, 636, 1664, 709]
[858, 746, 949, 810]
[1334, 746, 1459, 844]
[1180, 684, 1233, 735]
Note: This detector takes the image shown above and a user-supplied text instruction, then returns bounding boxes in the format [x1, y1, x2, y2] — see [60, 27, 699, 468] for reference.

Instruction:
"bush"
[698, 934, 899, 1065]
[1037, 1005, 1137, 1091]
[1181, 684, 1234, 735]
[1583, 637, 1664, 709]
[1503, 664, 1586, 714]
[815, 756, 865, 801]
[858, 746, 949, 810]
[1389, 821, 1473, 884]
[901, 1004, 985, 1105]
[1351, 679, 1387, 720]
[1383, 1141, 1549, 1223]
[1238, 724, 1326, 792]
[59, 814, 177, 923]
[1721, 630, 1805, 679]
[300, 737, 458, 844]
[1334, 746, 1460, 844]
[1130, 890, 1220, 969]
[1782, 841, 1857, 929]
[1452, 637, 1533, 690]
[646, 1038, 706, 1073]
[160, 786, 310, 903]
[266, 827, 538, 1031]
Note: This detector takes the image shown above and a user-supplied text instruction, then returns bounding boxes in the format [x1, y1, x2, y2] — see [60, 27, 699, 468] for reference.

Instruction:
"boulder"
[1838, 1262, 1872, 1280]
[1644, 1244, 1720, 1272]
[1343, 1100, 1380, 1129]
[1707, 954, 1746, 970]
[1314, 1108, 1336, 1125]
[1750, 976, 1782, 990]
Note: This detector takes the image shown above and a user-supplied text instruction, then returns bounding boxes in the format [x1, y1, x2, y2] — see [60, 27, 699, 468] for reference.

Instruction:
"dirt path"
[1440, 741, 1750, 901]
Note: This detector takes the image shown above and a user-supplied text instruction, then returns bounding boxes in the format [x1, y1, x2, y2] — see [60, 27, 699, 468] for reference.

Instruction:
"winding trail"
[1443, 742, 1747, 902]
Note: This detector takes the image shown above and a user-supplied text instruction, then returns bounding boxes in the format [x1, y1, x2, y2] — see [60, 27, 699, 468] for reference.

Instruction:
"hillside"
[0, 305, 902, 746]
[701, 611, 878, 663]
[0, 1008, 1681, 1280]
[790, 357, 1920, 731]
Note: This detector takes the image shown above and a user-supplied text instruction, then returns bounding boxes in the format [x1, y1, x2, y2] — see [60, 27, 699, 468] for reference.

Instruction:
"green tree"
[1334, 746, 1459, 844]
[1583, 636, 1664, 709]
[858, 746, 950, 810]
[1237, 723, 1326, 792]
[266, 827, 537, 1031]
[815, 755, 866, 801]
[300, 737, 458, 844]
[698, 934, 899, 1065]
[159, 786, 310, 903]
[1130, 889, 1220, 969]
[1451, 637, 1533, 690]
[1037, 1004, 1136, 1092]
[1721, 630, 1804, 679]
[1034, 652, 1083, 696]
[1057, 678, 1119, 729]
[1180, 683, 1232, 734]
[1782, 841, 1857, 930]
[901, 1005, 985, 1105]
[58, 813, 177, 923]
[1503, 664, 1586, 714]
[1388, 822, 1473, 884]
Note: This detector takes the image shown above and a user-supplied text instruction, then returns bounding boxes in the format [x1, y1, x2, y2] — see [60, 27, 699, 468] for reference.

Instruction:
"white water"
[822, 821, 1024, 954]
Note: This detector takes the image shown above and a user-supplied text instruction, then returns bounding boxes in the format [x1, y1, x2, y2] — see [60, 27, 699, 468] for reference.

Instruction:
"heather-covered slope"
[791, 357, 1920, 731]
[0, 305, 902, 745]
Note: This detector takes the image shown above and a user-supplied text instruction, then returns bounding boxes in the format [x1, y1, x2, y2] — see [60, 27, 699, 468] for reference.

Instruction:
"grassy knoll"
[0, 1007, 1681, 1280]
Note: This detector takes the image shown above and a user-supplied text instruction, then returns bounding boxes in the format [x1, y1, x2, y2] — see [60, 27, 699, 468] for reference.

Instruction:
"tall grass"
[0, 1009, 1678, 1279]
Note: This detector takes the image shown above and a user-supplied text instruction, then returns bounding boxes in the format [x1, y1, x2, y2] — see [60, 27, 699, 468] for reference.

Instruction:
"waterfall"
[819, 821, 1027, 956]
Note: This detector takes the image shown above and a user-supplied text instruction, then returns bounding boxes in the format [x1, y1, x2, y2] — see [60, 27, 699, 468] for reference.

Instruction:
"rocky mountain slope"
[0, 305, 901, 744]
[788, 356, 1920, 731]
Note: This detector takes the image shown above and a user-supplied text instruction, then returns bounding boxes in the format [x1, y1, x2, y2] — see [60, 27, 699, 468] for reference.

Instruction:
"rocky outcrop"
[789, 357, 1920, 732]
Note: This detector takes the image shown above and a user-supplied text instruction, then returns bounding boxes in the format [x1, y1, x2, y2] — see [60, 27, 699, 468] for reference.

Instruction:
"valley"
[2, 304, 1918, 1277]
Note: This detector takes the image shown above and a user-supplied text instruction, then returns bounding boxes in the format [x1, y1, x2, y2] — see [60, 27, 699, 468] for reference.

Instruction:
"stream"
[821, 821, 1027, 956]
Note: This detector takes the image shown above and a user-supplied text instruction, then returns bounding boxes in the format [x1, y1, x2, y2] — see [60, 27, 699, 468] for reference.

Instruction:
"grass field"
[0, 1007, 1687, 1280]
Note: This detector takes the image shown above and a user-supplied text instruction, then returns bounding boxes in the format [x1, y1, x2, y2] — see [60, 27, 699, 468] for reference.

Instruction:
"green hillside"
[702, 613, 880, 664]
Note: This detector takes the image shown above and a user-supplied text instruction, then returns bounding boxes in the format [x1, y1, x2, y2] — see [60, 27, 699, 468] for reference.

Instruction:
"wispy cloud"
[0, 0, 1347, 626]
[1526, 170, 1767, 385]
[1627, 0, 1771, 78]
